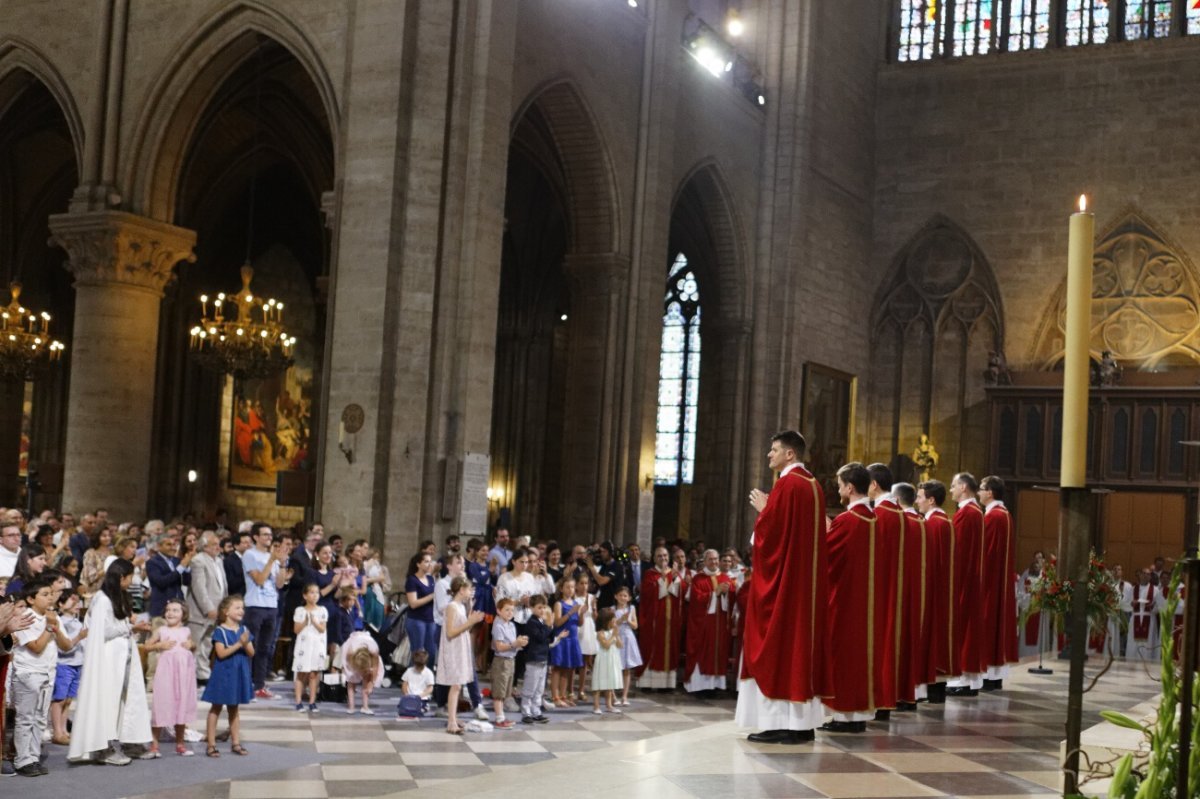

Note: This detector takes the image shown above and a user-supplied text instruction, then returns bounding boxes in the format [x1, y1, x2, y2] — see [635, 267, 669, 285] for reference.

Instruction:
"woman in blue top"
[404, 552, 438, 666]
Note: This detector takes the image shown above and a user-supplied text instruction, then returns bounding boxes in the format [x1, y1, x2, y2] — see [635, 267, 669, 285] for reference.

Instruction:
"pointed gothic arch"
[126, 1, 338, 222]
[512, 78, 621, 255]
[669, 160, 748, 326]
[1030, 208, 1200, 370]
[869, 216, 1005, 479]
[0, 38, 84, 171]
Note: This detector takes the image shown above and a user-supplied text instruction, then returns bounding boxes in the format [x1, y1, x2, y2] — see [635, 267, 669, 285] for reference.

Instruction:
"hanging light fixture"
[189, 265, 295, 378]
[188, 42, 295, 379]
[0, 282, 65, 381]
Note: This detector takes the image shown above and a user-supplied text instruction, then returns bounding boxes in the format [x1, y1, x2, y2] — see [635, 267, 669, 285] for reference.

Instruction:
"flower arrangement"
[1026, 551, 1120, 634]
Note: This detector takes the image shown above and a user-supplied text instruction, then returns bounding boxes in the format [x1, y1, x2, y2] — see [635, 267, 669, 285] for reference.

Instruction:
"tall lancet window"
[655, 254, 701, 485]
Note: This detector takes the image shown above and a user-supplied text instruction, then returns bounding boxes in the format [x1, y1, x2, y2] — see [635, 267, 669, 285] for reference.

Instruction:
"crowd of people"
[0, 436, 1174, 777]
[0, 510, 392, 776]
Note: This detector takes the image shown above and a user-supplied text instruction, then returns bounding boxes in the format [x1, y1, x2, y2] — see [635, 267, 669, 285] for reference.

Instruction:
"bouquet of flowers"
[1027, 550, 1119, 633]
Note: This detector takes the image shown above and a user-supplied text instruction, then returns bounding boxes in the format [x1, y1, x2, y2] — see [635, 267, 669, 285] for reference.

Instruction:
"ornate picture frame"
[800, 362, 857, 507]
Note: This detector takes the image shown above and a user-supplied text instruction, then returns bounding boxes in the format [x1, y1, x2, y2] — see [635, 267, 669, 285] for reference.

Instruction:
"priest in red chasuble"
[637, 546, 684, 690]
[684, 549, 734, 694]
[894, 482, 934, 709]
[736, 430, 831, 744]
[916, 479, 954, 704]
[979, 475, 1018, 690]
[947, 471, 986, 696]
[865, 463, 902, 719]
[821, 462, 888, 734]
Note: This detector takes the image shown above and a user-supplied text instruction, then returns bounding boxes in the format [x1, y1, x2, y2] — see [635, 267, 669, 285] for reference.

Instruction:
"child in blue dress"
[202, 595, 254, 758]
[613, 585, 642, 706]
[550, 575, 584, 707]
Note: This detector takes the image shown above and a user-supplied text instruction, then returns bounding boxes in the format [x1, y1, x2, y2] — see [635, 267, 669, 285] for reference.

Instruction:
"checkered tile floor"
[107, 655, 1161, 799]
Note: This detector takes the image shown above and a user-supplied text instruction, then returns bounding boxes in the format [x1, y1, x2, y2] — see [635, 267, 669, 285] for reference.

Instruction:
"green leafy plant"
[1101, 565, 1200, 799]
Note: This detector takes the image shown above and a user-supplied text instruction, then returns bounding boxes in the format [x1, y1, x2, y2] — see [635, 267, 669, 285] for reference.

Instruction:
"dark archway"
[151, 36, 333, 518]
[0, 69, 79, 508]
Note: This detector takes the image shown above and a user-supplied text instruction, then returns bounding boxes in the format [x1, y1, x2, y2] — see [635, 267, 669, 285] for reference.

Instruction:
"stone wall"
[871, 35, 1200, 471]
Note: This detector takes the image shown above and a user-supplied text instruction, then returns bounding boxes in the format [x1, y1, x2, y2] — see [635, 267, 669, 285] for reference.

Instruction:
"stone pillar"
[560, 252, 629, 542]
[48, 210, 196, 520]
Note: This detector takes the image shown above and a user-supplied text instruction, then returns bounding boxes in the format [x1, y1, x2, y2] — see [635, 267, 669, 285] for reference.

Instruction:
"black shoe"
[926, 683, 947, 704]
[521, 715, 535, 724]
[981, 679, 1003, 692]
[15, 764, 42, 778]
[895, 701, 918, 712]
[533, 715, 550, 723]
[748, 729, 792, 743]
[874, 709, 891, 721]
[788, 729, 816, 743]
[819, 720, 867, 734]
[947, 686, 979, 697]
[35, 764, 48, 776]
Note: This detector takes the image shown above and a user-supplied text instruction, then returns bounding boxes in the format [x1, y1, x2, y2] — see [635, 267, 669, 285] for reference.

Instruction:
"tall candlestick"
[1061, 194, 1094, 488]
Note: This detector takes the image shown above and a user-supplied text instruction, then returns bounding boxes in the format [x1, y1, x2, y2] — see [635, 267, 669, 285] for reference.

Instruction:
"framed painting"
[800, 362, 857, 507]
[229, 366, 314, 490]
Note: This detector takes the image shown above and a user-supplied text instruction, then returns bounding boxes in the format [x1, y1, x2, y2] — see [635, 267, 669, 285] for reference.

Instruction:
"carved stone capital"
[48, 211, 197, 295]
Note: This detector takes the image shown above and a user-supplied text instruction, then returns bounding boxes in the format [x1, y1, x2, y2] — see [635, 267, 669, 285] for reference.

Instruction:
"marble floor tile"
[320, 764, 412, 781]
[667, 773, 827, 798]
[228, 779, 329, 799]
[399, 750, 485, 766]
[790, 771, 945, 797]
[904, 770, 1055, 795]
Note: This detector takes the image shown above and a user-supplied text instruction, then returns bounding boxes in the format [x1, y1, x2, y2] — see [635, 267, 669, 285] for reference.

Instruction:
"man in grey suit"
[187, 531, 228, 680]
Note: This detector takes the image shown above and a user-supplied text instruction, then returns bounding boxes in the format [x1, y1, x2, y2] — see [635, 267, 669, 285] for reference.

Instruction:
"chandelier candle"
[1060, 195, 1093, 488]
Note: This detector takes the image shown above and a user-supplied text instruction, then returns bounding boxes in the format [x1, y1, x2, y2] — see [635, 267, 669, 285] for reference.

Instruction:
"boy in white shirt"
[398, 649, 435, 718]
[12, 576, 72, 777]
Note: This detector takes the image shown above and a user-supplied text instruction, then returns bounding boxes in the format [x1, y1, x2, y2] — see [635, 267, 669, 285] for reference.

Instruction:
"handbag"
[318, 671, 348, 703]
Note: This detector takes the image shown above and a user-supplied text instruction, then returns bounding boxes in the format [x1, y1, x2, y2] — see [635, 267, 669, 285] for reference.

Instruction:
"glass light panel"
[660, 351, 683, 380]
[658, 405, 681, 435]
[898, 0, 940, 61]
[656, 433, 680, 460]
[654, 459, 677, 485]
[1008, 0, 1051, 50]
[658, 379, 682, 407]
[1189, 0, 1200, 34]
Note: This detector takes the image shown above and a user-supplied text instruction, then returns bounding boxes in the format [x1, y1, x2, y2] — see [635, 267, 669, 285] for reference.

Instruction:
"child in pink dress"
[146, 599, 198, 756]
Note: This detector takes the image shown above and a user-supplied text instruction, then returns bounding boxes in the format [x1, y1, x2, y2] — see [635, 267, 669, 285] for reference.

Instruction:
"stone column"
[560, 252, 629, 542]
[48, 210, 196, 520]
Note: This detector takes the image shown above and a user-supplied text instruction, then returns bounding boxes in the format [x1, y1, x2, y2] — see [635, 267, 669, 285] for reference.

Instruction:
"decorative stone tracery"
[1031, 210, 1200, 370]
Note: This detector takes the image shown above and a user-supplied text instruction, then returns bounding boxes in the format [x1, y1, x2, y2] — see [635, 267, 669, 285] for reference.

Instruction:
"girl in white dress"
[591, 608, 624, 714]
[292, 584, 328, 712]
[68, 558, 154, 765]
[575, 573, 598, 700]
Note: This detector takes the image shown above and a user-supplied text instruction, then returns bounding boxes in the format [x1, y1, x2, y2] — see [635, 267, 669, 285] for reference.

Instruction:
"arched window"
[655, 254, 701, 485]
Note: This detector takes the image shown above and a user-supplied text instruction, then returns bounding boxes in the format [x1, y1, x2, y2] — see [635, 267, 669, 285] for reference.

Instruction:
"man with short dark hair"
[224, 530, 251, 596]
[916, 479, 954, 704]
[978, 475, 1017, 690]
[947, 472, 985, 697]
[489, 528, 512, 577]
[865, 463, 901, 719]
[738, 430, 831, 744]
[242, 524, 292, 697]
[821, 462, 884, 734]
[893, 482, 934, 710]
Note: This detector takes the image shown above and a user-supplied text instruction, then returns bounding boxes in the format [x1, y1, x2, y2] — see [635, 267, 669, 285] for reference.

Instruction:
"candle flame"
[1079, 194, 1087, 212]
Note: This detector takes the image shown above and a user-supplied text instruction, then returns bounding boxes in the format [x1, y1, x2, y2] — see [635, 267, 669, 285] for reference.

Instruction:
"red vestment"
[740, 466, 831, 702]
[924, 508, 956, 679]
[1131, 583, 1157, 640]
[897, 509, 933, 701]
[872, 499, 903, 710]
[825, 503, 889, 713]
[982, 504, 1019, 668]
[685, 571, 733, 679]
[953, 501, 986, 675]
[638, 568, 683, 675]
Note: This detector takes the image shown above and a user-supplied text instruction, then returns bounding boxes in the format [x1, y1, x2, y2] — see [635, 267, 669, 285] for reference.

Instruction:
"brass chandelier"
[189, 265, 295, 379]
[0, 283, 65, 381]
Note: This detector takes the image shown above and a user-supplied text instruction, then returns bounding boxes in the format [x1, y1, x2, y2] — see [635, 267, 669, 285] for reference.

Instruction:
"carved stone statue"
[1092, 350, 1122, 388]
[911, 433, 939, 483]
[984, 350, 1012, 386]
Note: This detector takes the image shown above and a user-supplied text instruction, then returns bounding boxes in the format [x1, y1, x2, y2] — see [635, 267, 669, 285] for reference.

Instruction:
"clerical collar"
[902, 506, 919, 515]
[925, 507, 946, 519]
[701, 566, 721, 576]
[985, 500, 1007, 512]
[874, 493, 896, 506]
[780, 462, 805, 478]
[847, 496, 871, 511]
[958, 497, 977, 508]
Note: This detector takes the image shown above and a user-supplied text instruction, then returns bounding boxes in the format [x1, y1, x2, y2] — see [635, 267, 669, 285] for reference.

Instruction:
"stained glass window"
[655, 254, 701, 485]
[1007, 0, 1052, 50]
[897, 0, 942, 61]
[1190, 0, 1200, 34]
[1124, 0, 1174, 39]
[1065, 0, 1110, 45]
[952, 0, 999, 55]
